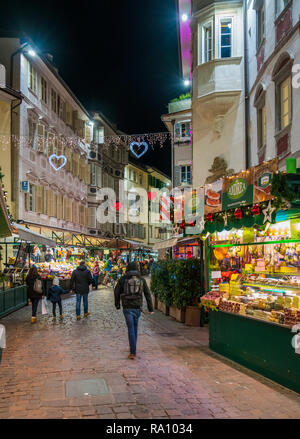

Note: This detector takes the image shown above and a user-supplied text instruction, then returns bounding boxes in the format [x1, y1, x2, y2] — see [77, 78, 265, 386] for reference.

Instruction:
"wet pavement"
[0, 286, 300, 419]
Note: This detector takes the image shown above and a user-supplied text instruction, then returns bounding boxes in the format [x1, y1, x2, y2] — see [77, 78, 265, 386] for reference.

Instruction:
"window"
[41, 77, 47, 104]
[181, 122, 191, 138]
[28, 63, 37, 93]
[89, 207, 96, 228]
[280, 77, 291, 130]
[220, 18, 232, 58]
[133, 171, 137, 182]
[203, 22, 213, 63]
[43, 188, 48, 215]
[257, 3, 265, 49]
[139, 174, 143, 185]
[181, 165, 191, 185]
[276, 0, 289, 16]
[97, 127, 104, 144]
[90, 163, 96, 186]
[129, 169, 132, 180]
[258, 105, 266, 149]
[51, 89, 57, 113]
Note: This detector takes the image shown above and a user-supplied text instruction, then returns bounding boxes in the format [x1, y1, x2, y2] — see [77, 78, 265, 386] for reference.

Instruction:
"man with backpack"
[70, 261, 93, 320]
[114, 262, 154, 359]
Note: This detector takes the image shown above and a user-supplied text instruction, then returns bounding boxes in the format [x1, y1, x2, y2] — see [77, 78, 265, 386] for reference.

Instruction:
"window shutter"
[175, 122, 180, 139]
[25, 193, 29, 211]
[36, 124, 44, 152]
[48, 133, 55, 157]
[85, 206, 89, 227]
[174, 166, 181, 187]
[36, 186, 43, 213]
[66, 103, 72, 126]
[72, 110, 78, 133]
[85, 125, 92, 144]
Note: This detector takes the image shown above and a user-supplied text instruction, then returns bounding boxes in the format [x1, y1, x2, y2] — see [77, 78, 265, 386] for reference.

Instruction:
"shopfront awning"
[13, 224, 57, 247]
[153, 237, 179, 251]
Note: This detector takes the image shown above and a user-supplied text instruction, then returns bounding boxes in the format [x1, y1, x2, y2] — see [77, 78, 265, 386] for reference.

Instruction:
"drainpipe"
[244, 0, 250, 169]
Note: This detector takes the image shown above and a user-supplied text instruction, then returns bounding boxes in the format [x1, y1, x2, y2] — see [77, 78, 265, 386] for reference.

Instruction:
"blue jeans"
[31, 298, 40, 317]
[123, 309, 141, 355]
[93, 275, 99, 289]
[76, 294, 88, 316]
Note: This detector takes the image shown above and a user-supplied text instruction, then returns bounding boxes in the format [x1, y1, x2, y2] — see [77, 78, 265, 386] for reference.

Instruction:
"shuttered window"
[89, 207, 96, 228]
[47, 133, 55, 157]
[79, 205, 85, 225]
[35, 186, 43, 214]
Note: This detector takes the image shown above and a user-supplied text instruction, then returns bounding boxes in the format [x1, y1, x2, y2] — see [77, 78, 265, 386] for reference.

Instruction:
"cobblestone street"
[0, 286, 300, 419]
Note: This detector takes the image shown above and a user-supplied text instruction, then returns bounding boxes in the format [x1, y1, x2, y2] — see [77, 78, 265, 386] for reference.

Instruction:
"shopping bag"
[41, 298, 49, 315]
[0, 324, 6, 349]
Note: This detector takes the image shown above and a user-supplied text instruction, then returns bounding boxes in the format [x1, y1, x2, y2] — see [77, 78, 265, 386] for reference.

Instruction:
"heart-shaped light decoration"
[129, 141, 149, 159]
[49, 154, 67, 171]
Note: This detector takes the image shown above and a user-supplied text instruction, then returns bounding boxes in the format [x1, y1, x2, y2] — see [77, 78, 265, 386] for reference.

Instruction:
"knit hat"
[126, 262, 138, 272]
[53, 277, 60, 286]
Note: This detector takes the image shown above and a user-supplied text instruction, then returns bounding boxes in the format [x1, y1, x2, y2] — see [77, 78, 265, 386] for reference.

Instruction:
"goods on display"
[207, 220, 300, 328]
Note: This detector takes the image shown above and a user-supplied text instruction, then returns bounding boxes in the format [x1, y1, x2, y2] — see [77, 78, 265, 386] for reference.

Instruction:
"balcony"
[168, 98, 191, 115]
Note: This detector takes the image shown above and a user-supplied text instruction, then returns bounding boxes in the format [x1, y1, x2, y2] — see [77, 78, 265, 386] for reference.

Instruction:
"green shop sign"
[222, 174, 254, 210]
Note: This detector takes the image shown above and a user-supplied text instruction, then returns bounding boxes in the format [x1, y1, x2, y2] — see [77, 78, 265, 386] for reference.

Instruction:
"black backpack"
[123, 276, 143, 299]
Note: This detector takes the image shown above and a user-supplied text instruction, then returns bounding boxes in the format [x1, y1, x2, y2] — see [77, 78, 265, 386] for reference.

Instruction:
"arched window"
[272, 52, 294, 132]
[254, 83, 267, 151]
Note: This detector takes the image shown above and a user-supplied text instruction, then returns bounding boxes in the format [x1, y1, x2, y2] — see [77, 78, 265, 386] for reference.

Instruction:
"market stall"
[199, 159, 300, 394]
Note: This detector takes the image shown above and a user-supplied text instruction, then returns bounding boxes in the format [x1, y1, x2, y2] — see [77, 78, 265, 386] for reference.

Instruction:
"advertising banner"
[222, 170, 254, 211]
[253, 158, 278, 203]
[204, 179, 223, 214]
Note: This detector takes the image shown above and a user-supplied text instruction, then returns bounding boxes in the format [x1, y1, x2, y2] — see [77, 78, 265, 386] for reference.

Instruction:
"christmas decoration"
[262, 201, 276, 224]
[49, 154, 67, 171]
[251, 204, 261, 216]
[234, 208, 243, 219]
[129, 141, 149, 158]
[199, 216, 206, 232]
[206, 213, 214, 222]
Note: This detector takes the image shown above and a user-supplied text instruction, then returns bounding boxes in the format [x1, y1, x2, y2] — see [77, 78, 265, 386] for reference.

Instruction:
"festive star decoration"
[199, 216, 205, 232]
[262, 201, 276, 224]
[223, 212, 228, 226]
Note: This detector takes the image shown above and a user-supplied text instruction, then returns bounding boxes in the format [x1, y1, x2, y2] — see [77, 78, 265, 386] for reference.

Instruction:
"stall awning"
[153, 237, 178, 251]
[0, 185, 12, 238]
[120, 238, 153, 249]
[13, 224, 56, 247]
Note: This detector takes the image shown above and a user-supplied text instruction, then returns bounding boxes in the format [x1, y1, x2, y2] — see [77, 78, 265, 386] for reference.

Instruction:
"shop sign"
[204, 179, 222, 214]
[222, 170, 254, 211]
[104, 250, 110, 255]
[253, 158, 278, 203]
[21, 181, 29, 193]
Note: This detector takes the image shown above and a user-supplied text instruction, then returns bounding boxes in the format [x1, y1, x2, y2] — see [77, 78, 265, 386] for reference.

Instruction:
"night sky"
[0, 0, 188, 176]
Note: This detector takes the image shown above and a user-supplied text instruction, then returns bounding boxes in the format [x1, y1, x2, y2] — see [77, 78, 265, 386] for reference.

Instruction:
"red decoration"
[147, 191, 157, 201]
[179, 222, 185, 229]
[187, 220, 195, 226]
[251, 205, 261, 216]
[206, 213, 213, 222]
[234, 208, 243, 219]
[113, 202, 122, 211]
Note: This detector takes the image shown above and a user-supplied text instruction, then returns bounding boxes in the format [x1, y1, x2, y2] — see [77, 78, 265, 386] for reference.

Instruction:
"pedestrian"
[25, 266, 44, 324]
[114, 262, 154, 359]
[92, 261, 100, 290]
[70, 261, 93, 320]
[46, 277, 69, 321]
[103, 257, 113, 286]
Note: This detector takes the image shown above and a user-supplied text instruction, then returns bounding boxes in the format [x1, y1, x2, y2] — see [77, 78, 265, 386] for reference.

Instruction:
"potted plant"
[172, 258, 203, 326]
[150, 260, 171, 315]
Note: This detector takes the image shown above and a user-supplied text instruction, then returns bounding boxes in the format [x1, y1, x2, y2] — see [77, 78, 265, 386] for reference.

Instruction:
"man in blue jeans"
[70, 261, 93, 320]
[114, 262, 154, 359]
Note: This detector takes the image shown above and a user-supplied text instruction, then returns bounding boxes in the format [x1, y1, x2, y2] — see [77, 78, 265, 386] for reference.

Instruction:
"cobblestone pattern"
[0, 286, 300, 419]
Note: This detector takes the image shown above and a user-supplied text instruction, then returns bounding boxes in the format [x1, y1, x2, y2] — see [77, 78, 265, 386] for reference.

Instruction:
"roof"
[0, 85, 22, 100]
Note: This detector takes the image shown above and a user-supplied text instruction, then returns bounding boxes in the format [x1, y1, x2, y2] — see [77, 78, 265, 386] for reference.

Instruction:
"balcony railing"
[168, 98, 191, 114]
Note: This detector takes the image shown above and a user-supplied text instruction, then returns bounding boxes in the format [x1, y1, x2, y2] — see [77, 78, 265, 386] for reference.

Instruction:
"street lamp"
[184, 79, 190, 87]
[182, 14, 188, 22]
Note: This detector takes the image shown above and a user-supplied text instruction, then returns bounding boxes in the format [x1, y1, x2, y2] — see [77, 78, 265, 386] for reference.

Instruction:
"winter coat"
[70, 265, 93, 295]
[93, 265, 100, 276]
[114, 270, 153, 312]
[47, 285, 69, 303]
[26, 273, 43, 300]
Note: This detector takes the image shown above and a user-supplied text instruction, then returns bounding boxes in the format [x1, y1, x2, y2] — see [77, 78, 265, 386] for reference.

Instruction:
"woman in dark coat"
[26, 266, 44, 324]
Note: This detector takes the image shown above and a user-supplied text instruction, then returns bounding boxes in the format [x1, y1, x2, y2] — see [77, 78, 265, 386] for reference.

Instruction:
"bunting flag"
[160, 195, 171, 223]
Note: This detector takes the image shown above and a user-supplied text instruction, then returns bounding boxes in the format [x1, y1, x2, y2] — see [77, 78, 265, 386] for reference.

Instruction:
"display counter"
[0, 285, 27, 319]
[209, 309, 300, 394]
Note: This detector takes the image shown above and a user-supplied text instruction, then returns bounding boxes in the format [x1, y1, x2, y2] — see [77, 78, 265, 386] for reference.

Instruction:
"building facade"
[247, 0, 300, 168]
[88, 112, 128, 238]
[161, 95, 192, 188]
[0, 37, 92, 236]
[190, 0, 246, 186]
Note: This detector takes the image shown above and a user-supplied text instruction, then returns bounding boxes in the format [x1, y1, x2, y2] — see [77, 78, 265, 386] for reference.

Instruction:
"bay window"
[220, 18, 232, 58]
[203, 22, 213, 63]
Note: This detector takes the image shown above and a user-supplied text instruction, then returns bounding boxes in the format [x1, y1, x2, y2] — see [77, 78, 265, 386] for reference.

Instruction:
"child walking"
[47, 277, 69, 321]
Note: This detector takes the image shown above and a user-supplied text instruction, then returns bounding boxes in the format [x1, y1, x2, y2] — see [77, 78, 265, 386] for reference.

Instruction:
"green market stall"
[200, 161, 300, 393]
